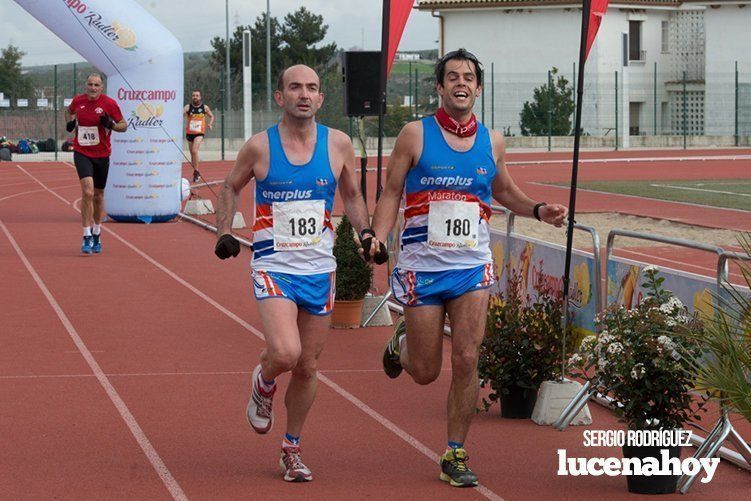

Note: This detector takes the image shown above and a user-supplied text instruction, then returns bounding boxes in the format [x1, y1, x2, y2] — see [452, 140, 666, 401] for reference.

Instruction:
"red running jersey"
[68, 94, 124, 158]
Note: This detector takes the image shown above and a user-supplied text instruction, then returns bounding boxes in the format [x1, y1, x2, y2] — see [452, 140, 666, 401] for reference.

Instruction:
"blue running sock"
[448, 441, 463, 450]
[282, 433, 300, 448]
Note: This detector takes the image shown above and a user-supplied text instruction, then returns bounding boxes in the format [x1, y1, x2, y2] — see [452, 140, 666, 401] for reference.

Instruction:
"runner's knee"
[291, 360, 318, 381]
[451, 346, 480, 377]
[93, 191, 104, 204]
[268, 346, 301, 372]
[410, 363, 441, 385]
[82, 187, 94, 200]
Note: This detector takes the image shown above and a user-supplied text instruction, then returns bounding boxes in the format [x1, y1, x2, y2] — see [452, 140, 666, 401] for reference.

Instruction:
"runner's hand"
[359, 229, 389, 265]
[99, 113, 115, 130]
[539, 204, 568, 227]
[66, 119, 76, 132]
[215, 233, 241, 259]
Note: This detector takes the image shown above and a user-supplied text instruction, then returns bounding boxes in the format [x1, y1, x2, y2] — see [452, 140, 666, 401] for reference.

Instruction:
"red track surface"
[1, 153, 750, 499]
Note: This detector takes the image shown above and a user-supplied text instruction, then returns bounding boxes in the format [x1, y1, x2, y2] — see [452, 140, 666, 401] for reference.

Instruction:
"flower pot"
[500, 384, 538, 419]
[331, 299, 364, 329]
[621, 444, 681, 494]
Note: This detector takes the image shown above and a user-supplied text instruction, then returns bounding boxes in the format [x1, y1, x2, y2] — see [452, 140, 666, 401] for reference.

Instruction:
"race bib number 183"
[272, 200, 325, 251]
[427, 200, 479, 250]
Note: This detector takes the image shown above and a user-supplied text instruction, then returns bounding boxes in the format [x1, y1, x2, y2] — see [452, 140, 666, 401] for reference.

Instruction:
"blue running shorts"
[390, 263, 495, 307]
[251, 269, 335, 316]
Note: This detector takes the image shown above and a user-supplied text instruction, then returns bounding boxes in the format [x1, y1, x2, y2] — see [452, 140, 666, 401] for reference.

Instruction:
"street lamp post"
[225, 0, 231, 112]
[266, 0, 271, 113]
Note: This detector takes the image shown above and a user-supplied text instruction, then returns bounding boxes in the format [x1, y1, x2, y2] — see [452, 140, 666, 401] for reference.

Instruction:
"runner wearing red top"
[65, 73, 127, 254]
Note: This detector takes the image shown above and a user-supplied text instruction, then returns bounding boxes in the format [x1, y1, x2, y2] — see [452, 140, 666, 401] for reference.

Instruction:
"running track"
[1, 152, 750, 499]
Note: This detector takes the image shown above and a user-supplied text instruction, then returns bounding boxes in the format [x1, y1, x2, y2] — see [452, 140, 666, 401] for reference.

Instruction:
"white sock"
[92, 224, 101, 235]
[83, 227, 92, 237]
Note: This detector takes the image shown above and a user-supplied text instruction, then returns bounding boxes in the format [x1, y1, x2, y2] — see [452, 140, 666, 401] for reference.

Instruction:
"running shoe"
[192, 170, 200, 183]
[440, 448, 478, 487]
[92, 234, 102, 254]
[280, 446, 313, 482]
[81, 235, 94, 254]
[246, 364, 275, 434]
[382, 316, 406, 379]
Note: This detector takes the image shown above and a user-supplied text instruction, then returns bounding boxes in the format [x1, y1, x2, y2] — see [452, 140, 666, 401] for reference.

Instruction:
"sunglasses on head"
[439, 49, 480, 65]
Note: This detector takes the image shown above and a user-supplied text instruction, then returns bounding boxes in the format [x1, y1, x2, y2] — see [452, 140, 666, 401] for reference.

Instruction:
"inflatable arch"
[15, 0, 184, 222]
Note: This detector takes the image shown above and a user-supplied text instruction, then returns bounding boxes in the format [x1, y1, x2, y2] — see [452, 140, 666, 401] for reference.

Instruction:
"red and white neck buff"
[435, 107, 478, 138]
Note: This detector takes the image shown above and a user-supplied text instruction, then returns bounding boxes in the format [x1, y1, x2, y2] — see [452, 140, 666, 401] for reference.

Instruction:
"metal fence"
[2, 60, 750, 160]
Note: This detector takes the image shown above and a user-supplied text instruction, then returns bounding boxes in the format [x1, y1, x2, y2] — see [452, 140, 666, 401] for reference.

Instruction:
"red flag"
[584, 0, 609, 61]
[386, 0, 414, 77]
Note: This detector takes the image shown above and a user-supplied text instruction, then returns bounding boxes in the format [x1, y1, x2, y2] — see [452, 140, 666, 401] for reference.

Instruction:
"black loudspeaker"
[343, 51, 382, 117]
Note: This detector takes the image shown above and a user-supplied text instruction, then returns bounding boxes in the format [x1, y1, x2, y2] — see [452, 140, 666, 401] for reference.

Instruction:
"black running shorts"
[74, 151, 110, 190]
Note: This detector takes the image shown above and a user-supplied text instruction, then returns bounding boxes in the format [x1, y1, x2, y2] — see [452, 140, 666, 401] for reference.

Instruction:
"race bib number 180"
[272, 200, 325, 251]
[427, 200, 479, 250]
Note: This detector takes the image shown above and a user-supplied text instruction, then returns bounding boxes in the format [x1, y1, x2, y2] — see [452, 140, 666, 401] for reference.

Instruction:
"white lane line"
[0, 220, 187, 501]
[0, 370, 253, 380]
[649, 183, 751, 198]
[507, 154, 751, 166]
[0, 368, 453, 381]
[0, 184, 83, 203]
[530, 182, 751, 216]
[16, 165, 71, 206]
[21, 165, 505, 501]
[616, 248, 744, 282]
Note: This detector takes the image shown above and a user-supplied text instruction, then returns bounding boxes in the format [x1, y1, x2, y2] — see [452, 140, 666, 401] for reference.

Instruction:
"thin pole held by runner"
[561, 0, 593, 380]
[376, 0, 391, 201]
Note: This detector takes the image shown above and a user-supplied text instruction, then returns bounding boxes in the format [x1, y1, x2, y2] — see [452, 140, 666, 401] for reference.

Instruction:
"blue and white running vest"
[397, 117, 496, 271]
[251, 123, 337, 274]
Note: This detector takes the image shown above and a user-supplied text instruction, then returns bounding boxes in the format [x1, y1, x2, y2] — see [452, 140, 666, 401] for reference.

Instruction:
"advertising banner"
[15, 0, 184, 221]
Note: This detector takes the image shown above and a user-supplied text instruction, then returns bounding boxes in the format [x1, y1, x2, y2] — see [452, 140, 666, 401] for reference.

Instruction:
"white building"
[417, 0, 751, 143]
[396, 51, 422, 61]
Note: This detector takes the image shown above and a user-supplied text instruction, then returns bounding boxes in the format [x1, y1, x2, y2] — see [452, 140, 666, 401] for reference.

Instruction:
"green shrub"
[333, 215, 372, 301]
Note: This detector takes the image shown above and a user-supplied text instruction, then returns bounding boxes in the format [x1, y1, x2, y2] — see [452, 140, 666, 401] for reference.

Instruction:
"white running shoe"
[246, 364, 275, 434]
[280, 446, 313, 482]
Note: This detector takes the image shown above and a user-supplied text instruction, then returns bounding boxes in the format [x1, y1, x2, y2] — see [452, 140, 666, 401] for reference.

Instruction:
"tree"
[519, 68, 574, 136]
[0, 45, 33, 103]
[209, 7, 336, 108]
[279, 7, 337, 70]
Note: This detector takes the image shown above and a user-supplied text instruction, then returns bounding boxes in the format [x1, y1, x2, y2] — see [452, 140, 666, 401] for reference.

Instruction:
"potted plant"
[479, 264, 575, 418]
[569, 266, 708, 494]
[331, 215, 373, 328]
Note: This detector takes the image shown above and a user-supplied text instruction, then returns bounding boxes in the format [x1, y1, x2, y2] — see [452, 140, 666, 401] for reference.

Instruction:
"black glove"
[99, 113, 115, 130]
[215, 233, 241, 259]
[66, 119, 76, 132]
[360, 229, 389, 265]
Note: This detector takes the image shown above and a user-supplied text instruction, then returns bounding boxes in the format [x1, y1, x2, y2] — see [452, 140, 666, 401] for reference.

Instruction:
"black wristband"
[533, 202, 547, 222]
[359, 228, 376, 240]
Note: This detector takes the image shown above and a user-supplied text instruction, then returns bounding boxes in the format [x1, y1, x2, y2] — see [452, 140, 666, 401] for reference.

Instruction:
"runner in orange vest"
[184, 90, 215, 183]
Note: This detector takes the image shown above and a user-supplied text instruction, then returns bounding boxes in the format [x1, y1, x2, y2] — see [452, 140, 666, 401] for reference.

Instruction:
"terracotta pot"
[331, 299, 364, 329]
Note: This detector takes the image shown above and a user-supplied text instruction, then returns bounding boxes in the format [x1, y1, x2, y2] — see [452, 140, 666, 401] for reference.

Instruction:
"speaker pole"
[358, 117, 368, 204]
[376, 0, 391, 202]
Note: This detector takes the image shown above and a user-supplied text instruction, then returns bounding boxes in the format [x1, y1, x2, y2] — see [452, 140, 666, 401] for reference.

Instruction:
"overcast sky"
[0, 0, 438, 67]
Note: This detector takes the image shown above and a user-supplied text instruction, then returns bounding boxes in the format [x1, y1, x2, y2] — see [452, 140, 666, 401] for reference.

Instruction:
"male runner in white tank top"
[371, 49, 568, 488]
[214, 64, 384, 482]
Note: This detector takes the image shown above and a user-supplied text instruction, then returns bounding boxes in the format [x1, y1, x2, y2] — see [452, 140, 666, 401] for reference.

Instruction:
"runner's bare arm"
[490, 130, 567, 226]
[334, 130, 370, 235]
[112, 119, 127, 133]
[371, 121, 419, 242]
[216, 133, 264, 236]
[205, 105, 215, 129]
[183, 104, 189, 120]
